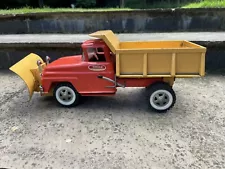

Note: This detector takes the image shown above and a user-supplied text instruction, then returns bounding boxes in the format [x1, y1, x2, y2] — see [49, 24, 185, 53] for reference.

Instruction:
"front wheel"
[147, 83, 176, 113]
[54, 83, 80, 107]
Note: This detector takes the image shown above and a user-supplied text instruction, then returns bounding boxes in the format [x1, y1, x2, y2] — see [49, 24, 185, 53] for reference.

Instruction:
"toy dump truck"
[9, 30, 206, 113]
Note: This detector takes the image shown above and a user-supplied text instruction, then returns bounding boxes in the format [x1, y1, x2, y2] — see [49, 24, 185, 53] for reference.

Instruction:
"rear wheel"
[147, 82, 176, 113]
[54, 83, 80, 107]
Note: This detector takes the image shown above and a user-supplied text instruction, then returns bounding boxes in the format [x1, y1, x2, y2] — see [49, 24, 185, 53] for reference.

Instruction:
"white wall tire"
[147, 83, 176, 113]
[54, 83, 80, 107]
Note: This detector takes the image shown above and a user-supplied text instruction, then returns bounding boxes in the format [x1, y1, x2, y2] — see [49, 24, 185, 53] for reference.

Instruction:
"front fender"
[42, 78, 79, 95]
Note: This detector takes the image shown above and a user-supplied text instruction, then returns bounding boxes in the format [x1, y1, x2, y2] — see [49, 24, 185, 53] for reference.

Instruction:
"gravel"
[0, 71, 225, 169]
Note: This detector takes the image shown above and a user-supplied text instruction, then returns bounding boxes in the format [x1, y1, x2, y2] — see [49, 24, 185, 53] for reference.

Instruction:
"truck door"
[85, 47, 116, 94]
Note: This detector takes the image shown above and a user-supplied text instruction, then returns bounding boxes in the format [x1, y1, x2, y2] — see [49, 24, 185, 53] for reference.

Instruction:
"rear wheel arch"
[146, 80, 168, 89]
[146, 76, 175, 89]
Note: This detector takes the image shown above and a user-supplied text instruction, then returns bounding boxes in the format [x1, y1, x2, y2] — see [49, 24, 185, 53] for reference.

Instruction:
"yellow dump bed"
[90, 30, 207, 78]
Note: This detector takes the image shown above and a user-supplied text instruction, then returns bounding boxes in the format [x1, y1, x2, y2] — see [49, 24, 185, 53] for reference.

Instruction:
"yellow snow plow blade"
[9, 53, 45, 99]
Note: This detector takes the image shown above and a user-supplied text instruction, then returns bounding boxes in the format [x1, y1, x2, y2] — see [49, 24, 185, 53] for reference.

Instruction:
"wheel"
[147, 82, 176, 113]
[53, 83, 80, 107]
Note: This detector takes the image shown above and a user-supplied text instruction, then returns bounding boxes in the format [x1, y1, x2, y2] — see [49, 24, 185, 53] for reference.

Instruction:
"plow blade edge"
[9, 53, 44, 99]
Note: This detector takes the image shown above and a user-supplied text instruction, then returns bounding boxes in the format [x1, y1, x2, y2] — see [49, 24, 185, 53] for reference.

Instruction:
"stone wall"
[1, 41, 225, 74]
[0, 8, 225, 34]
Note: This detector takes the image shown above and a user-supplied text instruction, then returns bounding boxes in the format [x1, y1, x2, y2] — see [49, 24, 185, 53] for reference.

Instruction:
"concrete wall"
[1, 41, 225, 74]
[1, 8, 225, 34]
[0, 43, 82, 69]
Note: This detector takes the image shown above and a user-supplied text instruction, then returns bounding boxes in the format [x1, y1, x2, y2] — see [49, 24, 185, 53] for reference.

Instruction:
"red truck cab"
[41, 38, 117, 97]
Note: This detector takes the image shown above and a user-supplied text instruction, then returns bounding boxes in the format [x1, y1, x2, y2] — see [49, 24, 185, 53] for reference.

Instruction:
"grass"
[134, 0, 225, 9]
[0, 0, 225, 14]
[0, 7, 133, 14]
[183, 0, 225, 8]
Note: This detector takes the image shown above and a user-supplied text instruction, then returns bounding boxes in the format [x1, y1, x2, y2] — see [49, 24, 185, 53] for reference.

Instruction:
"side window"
[96, 47, 104, 54]
[87, 47, 106, 62]
[87, 48, 97, 62]
[96, 48, 106, 62]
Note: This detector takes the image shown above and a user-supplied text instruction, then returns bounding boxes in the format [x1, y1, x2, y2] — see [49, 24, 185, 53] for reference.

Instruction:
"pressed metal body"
[9, 30, 206, 100]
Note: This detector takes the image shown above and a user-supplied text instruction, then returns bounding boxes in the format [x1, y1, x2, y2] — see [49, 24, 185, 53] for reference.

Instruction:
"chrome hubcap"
[56, 86, 76, 106]
[153, 92, 169, 107]
[150, 89, 173, 110]
[59, 88, 73, 102]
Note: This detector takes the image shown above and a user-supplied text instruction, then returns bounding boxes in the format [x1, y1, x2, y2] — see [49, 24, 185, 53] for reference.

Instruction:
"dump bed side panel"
[116, 48, 206, 78]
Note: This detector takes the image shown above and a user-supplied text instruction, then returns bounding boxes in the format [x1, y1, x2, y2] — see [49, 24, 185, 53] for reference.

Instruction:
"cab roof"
[82, 39, 107, 48]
